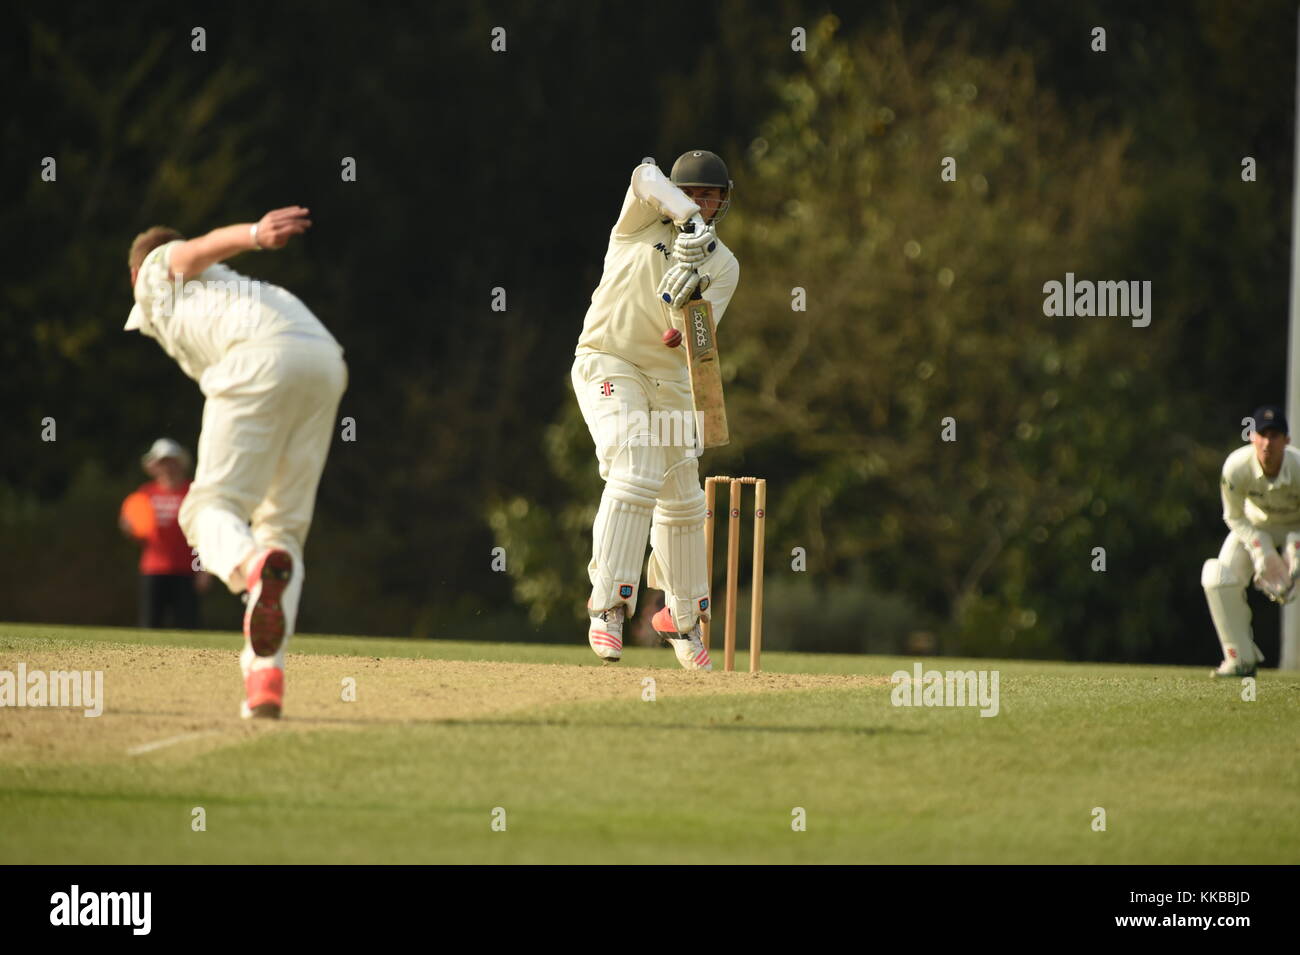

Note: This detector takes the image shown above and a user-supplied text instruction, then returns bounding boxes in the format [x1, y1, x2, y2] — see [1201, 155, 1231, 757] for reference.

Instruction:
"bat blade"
[678, 298, 729, 448]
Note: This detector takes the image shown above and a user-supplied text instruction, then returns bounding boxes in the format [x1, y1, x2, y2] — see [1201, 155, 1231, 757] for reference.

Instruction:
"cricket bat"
[669, 294, 730, 449]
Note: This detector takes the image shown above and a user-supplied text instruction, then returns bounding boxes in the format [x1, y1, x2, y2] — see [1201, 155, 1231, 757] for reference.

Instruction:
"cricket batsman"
[125, 207, 347, 717]
[573, 150, 741, 669]
[1201, 404, 1300, 677]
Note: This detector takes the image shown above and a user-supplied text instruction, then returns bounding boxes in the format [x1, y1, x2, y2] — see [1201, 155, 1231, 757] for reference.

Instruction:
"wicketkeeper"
[1201, 404, 1300, 677]
[125, 207, 347, 717]
[572, 150, 741, 669]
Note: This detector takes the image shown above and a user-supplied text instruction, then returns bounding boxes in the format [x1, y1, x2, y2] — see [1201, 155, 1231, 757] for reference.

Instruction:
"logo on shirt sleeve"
[599, 380, 614, 397]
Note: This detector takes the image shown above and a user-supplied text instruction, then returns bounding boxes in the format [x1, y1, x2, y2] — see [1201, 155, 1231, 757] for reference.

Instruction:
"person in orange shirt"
[119, 438, 211, 628]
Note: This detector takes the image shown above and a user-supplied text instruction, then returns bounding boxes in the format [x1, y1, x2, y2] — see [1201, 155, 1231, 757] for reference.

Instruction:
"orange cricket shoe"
[241, 666, 284, 720]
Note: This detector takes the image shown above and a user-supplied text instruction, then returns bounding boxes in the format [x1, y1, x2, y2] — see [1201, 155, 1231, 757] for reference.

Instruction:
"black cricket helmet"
[670, 149, 733, 224]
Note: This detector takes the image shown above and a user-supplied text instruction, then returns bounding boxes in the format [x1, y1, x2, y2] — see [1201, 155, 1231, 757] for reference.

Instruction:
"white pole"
[1282, 6, 1300, 670]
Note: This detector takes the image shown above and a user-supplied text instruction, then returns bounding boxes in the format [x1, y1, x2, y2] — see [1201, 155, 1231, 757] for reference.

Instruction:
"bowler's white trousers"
[179, 336, 347, 654]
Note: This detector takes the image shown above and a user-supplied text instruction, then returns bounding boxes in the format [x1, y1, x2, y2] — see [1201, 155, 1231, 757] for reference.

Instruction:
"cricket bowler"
[572, 150, 741, 669]
[1201, 404, 1300, 677]
[125, 207, 347, 717]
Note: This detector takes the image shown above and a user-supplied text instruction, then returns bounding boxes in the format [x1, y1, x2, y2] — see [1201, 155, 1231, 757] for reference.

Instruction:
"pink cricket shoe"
[651, 606, 712, 671]
[241, 666, 284, 720]
[243, 548, 293, 657]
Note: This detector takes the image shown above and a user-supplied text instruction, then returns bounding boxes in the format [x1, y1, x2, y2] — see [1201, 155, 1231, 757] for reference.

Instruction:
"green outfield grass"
[1, 622, 1297, 864]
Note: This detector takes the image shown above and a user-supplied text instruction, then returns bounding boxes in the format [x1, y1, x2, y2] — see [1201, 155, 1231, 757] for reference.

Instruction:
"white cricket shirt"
[1220, 443, 1300, 542]
[126, 240, 340, 386]
[576, 163, 740, 382]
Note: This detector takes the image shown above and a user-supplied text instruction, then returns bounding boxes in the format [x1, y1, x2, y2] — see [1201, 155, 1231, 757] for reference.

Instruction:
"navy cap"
[1252, 405, 1289, 435]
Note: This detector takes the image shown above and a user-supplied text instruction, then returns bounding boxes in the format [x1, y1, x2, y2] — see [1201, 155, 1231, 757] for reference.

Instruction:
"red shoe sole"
[246, 551, 293, 657]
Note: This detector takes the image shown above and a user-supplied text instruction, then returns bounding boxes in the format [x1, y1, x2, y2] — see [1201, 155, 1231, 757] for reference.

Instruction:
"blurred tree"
[3, 1, 1295, 660]
[491, 14, 1223, 659]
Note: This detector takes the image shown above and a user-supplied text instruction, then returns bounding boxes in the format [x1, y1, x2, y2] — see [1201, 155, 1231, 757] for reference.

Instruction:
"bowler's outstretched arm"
[168, 206, 312, 278]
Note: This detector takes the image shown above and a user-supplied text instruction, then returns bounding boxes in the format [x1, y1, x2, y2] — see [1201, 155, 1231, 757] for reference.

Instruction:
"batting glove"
[657, 265, 712, 310]
[672, 219, 717, 266]
[657, 262, 693, 305]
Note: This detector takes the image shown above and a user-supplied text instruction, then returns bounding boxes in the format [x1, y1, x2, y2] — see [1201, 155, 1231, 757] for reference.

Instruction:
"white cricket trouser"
[179, 337, 347, 656]
[1201, 525, 1299, 666]
[571, 351, 710, 631]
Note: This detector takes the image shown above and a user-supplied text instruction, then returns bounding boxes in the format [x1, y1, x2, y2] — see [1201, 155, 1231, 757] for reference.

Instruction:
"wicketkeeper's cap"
[142, 437, 192, 470]
[1251, 405, 1289, 435]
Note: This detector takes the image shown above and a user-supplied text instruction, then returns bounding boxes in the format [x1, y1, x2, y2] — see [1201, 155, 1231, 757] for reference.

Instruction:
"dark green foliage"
[2, 2, 1293, 661]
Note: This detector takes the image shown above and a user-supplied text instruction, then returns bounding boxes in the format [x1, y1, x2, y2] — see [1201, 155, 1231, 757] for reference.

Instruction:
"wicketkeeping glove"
[1253, 550, 1294, 604]
[1286, 532, 1300, 584]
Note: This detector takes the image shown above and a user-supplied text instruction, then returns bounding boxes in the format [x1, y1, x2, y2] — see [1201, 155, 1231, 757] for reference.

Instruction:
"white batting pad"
[646, 457, 709, 632]
[588, 471, 661, 614]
